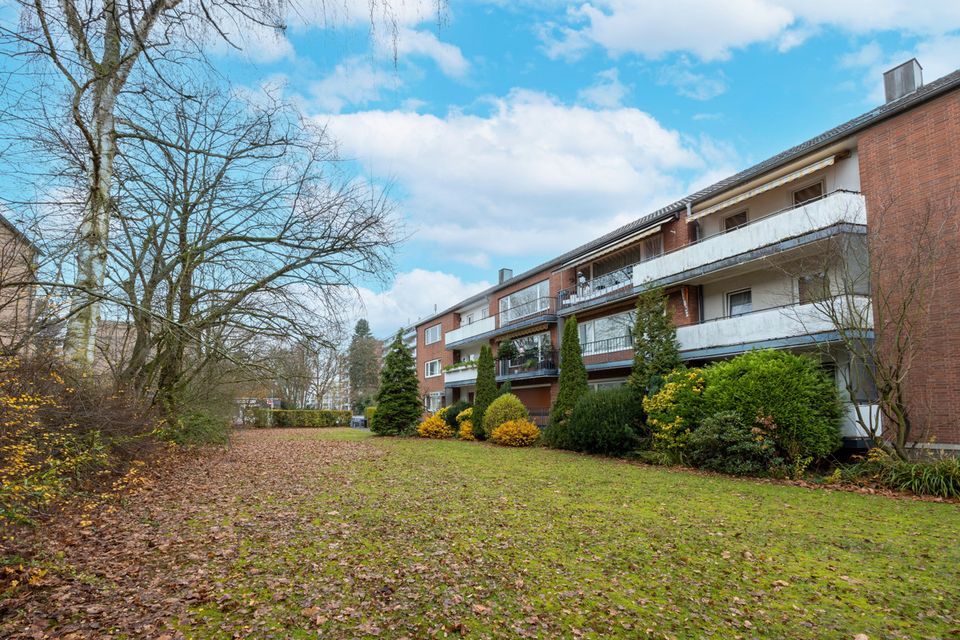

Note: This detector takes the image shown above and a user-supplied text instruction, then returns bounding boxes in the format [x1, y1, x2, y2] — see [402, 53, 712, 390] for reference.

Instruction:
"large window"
[723, 210, 748, 233]
[499, 280, 550, 323]
[727, 289, 752, 317]
[424, 392, 443, 412]
[424, 324, 442, 345]
[425, 359, 441, 378]
[793, 181, 824, 207]
[501, 331, 552, 362]
[579, 311, 635, 355]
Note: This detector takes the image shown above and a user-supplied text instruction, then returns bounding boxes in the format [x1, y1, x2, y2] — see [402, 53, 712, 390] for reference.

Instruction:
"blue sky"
[68, 1, 960, 336]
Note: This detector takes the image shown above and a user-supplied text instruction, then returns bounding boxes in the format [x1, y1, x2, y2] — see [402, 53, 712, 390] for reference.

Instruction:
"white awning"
[687, 155, 837, 222]
[559, 224, 662, 269]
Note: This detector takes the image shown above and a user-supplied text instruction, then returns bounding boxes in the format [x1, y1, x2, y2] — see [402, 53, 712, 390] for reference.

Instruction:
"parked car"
[350, 415, 367, 429]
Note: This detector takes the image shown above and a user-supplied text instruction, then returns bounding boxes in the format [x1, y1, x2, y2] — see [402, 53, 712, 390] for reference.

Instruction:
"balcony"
[677, 296, 873, 358]
[445, 314, 495, 347]
[497, 349, 559, 380]
[634, 190, 866, 288]
[444, 364, 478, 387]
[558, 266, 636, 312]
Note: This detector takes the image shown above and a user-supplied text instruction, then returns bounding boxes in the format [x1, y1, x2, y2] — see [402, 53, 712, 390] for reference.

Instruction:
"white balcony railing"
[444, 315, 496, 346]
[444, 367, 478, 385]
[677, 296, 872, 354]
[634, 191, 866, 286]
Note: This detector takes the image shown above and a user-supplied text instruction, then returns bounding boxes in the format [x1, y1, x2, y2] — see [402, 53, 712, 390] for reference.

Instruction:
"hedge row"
[253, 409, 351, 428]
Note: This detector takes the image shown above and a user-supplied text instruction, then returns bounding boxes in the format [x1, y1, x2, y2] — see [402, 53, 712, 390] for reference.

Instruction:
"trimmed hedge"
[253, 409, 351, 428]
[567, 387, 643, 455]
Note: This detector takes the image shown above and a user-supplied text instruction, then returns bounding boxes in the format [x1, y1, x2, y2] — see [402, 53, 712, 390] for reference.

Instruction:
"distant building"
[0, 212, 39, 353]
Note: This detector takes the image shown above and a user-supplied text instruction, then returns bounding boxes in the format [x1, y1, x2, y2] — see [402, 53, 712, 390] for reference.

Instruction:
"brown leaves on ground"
[1, 429, 378, 639]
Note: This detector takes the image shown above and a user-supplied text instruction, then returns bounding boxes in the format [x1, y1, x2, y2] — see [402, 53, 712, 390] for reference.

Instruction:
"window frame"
[423, 323, 442, 345]
[424, 359, 442, 378]
[722, 210, 749, 233]
[726, 288, 753, 317]
[792, 180, 825, 207]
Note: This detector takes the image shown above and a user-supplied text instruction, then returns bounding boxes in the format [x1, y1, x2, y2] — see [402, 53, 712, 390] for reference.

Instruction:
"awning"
[558, 224, 662, 269]
[687, 155, 837, 222]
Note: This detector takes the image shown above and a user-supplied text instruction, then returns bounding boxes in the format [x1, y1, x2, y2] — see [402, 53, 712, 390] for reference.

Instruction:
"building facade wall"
[857, 89, 960, 445]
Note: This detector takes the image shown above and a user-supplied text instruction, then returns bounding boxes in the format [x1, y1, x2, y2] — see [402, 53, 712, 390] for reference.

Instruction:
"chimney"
[498, 268, 513, 284]
[884, 59, 923, 103]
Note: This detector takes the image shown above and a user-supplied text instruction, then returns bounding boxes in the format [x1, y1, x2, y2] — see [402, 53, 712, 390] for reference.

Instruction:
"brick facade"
[857, 89, 960, 444]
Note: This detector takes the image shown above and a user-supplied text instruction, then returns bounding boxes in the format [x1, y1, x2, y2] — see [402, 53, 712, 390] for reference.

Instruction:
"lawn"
[5, 428, 959, 639]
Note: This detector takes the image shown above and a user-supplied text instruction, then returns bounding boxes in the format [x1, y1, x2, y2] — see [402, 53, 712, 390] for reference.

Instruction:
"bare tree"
[779, 194, 958, 458]
[101, 85, 396, 410]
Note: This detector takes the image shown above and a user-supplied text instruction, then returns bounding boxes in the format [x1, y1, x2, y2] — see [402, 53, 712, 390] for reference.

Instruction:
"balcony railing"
[497, 297, 557, 328]
[581, 334, 634, 357]
[497, 349, 558, 378]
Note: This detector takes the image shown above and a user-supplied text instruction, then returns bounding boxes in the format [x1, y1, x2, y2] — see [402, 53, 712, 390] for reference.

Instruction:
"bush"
[482, 393, 529, 437]
[445, 400, 470, 429]
[566, 387, 644, 455]
[642, 367, 706, 462]
[255, 409, 351, 428]
[458, 420, 476, 441]
[364, 405, 377, 428]
[417, 415, 454, 439]
[843, 449, 960, 498]
[491, 419, 540, 447]
[686, 411, 781, 476]
[703, 350, 842, 462]
[156, 409, 230, 446]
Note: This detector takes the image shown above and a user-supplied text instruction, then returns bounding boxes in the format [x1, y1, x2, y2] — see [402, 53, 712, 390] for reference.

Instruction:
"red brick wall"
[857, 89, 960, 444]
[415, 312, 458, 399]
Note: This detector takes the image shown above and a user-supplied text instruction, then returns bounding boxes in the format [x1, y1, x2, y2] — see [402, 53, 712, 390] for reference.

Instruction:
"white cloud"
[319, 89, 734, 267]
[307, 57, 402, 113]
[541, 0, 960, 62]
[354, 269, 491, 337]
[383, 28, 470, 78]
[577, 67, 629, 107]
[657, 58, 727, 100]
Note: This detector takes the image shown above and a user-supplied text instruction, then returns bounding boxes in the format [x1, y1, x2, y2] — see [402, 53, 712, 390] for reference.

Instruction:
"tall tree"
[472, 345, 496, 440]
[546, 317, 588, 448]
[348, 319, 381, 412]
[628, 287, 681, 397]
[372, 331, 420, 436]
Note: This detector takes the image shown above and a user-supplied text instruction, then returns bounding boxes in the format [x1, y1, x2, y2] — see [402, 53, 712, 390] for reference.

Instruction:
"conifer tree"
[628, 287, 681, 397]
[472, 345, 497, 440]
[546, 317, 588, 448]
[371, 331, 421, 436]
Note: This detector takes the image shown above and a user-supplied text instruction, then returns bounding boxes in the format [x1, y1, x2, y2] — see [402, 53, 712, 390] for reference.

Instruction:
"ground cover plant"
[4, 428, 958, 639]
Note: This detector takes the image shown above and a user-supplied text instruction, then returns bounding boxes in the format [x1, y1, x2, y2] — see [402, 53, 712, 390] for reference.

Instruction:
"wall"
[857, 89, 960, 445]
[701, 270, 795, 321]
[0, 225, 37, 353]
[415, 312, 458, 403]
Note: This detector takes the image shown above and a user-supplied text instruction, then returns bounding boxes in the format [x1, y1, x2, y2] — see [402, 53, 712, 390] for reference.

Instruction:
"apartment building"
[0, 211, 39, 353]
[413, 61, 960, 446]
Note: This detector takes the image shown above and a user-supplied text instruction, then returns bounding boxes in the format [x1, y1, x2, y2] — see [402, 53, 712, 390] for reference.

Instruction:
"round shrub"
[482, 393, 529, 437]
[702, 350, 841, 462]
[566, 387, 644, 455]
[642, 367, 706, 462]
[491, 419, 540, 447]
[687, 411, 781, 476]
[417, 415, 453, 439]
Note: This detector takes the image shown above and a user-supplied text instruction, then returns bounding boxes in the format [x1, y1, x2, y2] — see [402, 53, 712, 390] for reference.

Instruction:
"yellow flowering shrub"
[455, 407, 473, 424]
[434, 406, 450, 420]
[642, 367, 706, 462]
[458, 420, 475, 441]
[490, 419, 540, 447]
[417, 415, 453, 439]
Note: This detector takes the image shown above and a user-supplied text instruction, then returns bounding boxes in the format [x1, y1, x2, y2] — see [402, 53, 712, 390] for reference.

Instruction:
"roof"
[414, 66, 960, 329]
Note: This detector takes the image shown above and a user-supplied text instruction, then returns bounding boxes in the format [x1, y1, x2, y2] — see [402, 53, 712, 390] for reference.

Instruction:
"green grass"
[186, 429, 960, 639]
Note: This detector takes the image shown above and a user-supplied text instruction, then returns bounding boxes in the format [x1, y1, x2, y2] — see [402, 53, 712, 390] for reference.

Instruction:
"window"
[588, 379, 626, 392]
[578, 310, 635, 355]
[424, 359, 441, 378]
[643, 235, 664, 260]
[424, 324, 442, 345]
[727, 289, 752, 317]
[502, 332, 551, 362]
[424, 392, 443, 412]
[499, 280, 550, 323]
[723, 210, 748, 233]
[793, 181, 824, 207]
[798, 273, 830, 304]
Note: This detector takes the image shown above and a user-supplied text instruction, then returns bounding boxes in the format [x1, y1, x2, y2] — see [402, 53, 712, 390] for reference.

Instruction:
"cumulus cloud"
[541, 0, 960, 62]
[577, 68, 629, 107]
[307, 57, 402, 113]
[384, 28, 471, 78]
[353, 269, 492, 337]
[319, 89, 734, 268]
